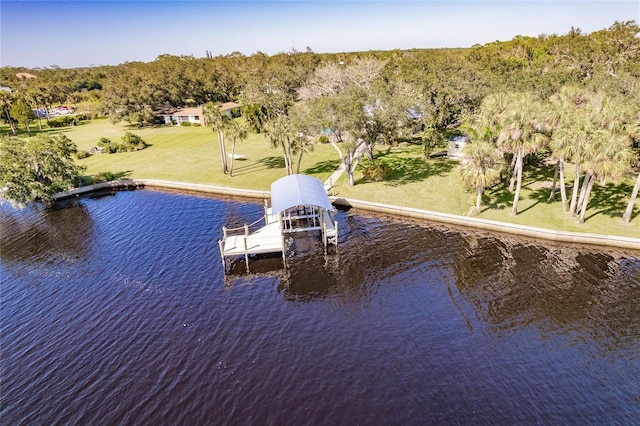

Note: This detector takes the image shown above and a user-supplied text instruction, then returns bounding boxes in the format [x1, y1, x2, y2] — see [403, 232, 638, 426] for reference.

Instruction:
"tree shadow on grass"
[2, 125, 84, 137]
[371, 151, 456, 186]
[486, 175, 637, 222]
[485, 185, 513, 211]
[32, 127, 73, 135]
[584, 181, 635, 221]
[485, 162, 558, 214]
[520, 171, 567, 213]
[123, 123, 160, 130]
[303, 159, 341, 175]
[258, 156, 285, 169]
[524, 162, 556, 185]
[518, 187, 558, 215]
[227, 156, 285, 177]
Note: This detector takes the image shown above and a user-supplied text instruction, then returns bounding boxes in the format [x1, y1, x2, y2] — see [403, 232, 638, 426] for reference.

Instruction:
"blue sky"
[1, 1, 638, 68]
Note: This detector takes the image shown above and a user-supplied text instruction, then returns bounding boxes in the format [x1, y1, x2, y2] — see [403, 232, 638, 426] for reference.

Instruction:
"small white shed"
[447, 135, 469, 160]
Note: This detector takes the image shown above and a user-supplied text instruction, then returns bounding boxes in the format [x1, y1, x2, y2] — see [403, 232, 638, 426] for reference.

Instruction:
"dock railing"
[219, 212, 286, 273]
[221, 215, 268, 241]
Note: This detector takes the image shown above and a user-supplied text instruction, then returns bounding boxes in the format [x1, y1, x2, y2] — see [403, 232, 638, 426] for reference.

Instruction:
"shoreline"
[54, 179, 640, 251]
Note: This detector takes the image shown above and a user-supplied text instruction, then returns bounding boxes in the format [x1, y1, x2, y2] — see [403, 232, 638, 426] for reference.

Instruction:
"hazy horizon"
[1, 0, 638, 69]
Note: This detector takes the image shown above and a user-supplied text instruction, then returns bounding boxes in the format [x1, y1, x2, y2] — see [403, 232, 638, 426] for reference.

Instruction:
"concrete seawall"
[53, 179, 270, 200]
[54, 179, 640, 251]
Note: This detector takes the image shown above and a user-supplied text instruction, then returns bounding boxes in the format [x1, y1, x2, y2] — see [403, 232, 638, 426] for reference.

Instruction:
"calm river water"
[1, 189, 639, 424]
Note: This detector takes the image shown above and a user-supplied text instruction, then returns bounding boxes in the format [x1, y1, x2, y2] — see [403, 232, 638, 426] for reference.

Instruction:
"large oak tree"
[0, 133, 85, 207]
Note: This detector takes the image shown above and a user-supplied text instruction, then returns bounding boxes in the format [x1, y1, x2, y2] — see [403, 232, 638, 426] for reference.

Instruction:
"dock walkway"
[221, 219, 283, 257]
[218, 211, 285, 271]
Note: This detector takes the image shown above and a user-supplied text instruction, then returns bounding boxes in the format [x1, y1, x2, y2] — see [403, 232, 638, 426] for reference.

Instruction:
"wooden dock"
[218, 175, 339, 273]
[221, 218, 283, 256]
[218, 211, 285, 272]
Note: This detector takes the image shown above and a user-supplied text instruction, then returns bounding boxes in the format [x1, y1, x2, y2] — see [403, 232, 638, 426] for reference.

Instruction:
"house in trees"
[220, 102, 241, 118]
[155, 102, 241, 125]
[154, 104, 205, 125]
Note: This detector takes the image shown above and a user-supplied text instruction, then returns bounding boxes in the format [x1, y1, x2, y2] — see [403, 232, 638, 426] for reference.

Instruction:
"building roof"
[220, 102, 241, 111]
[154, 105, 202, 116]
[173, 106, 202, 116]
[270, 174, 334, 214]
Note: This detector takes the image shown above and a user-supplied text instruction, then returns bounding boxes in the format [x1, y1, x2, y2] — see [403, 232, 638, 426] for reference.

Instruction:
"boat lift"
[218, 174, 338, 273]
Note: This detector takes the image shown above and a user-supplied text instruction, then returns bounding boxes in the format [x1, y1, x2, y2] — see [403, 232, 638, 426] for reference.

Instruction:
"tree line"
[0, 21, 638, 220]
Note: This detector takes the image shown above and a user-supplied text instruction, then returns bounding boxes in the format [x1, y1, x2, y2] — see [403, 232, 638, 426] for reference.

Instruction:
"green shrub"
[180, 121, 192, 126]
[121, 132, 148, 151]
[97, 132, 148, 153]
[360, 160, 390, 182]
[94, 171, 120, 182]
[97, 137, 118, 153]
[76, 150, 91, 159]
[82, 171, 121, 185]
[318, 135, 329, 144]
[49, 116, 74, 127]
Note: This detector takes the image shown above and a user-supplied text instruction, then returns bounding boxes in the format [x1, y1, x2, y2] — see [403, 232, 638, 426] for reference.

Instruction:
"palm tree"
[288, 102, 316, 174]
[292, 135, 314, 174]
[203, 102, 230, 174]
[494, 92, 548, 216]
[547, 87, 588, 212]
[264, 115, 295, 175]
[460, 141, 504, 215]
[622, 173, 640, 223]
[572, 92, 634, 221]
[546, 89, 602, 218]
[226, 120, 248, 177]
[578, 132, 632, 223]
[622, 119, 640, 223]
[563, 116, 594, 217]
[472, 93, 510, 178]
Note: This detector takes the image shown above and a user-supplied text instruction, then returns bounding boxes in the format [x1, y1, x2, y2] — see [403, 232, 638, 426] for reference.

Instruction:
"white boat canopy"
[270, 174, 334, 214]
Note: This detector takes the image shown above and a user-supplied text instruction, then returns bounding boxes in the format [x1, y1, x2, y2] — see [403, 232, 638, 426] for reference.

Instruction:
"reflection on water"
[0, 199, 95, 265]
[1, 190, 639, 424]
[453, 235, 640, 353]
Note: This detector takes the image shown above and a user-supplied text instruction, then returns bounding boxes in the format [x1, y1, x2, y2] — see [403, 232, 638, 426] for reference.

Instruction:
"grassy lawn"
[4, 119, 639, 238]
[66, 119, 338, 190]
[331, 143, 639, 238]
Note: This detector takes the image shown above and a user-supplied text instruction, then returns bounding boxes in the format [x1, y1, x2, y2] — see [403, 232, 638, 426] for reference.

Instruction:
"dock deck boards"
[222, 220, 283, 256]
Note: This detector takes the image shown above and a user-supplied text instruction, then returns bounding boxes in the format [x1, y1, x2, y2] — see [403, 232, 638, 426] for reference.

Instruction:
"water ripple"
[1, 190, 639, 424]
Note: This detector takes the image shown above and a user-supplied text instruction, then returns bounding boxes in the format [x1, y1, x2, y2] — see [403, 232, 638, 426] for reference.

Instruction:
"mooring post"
[218, 240, 226, 273]
[321, 210, 327, 249]
[282, 234, 287, 269]
[244, 224, 249, 236]
[264, 199, 269, 223]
